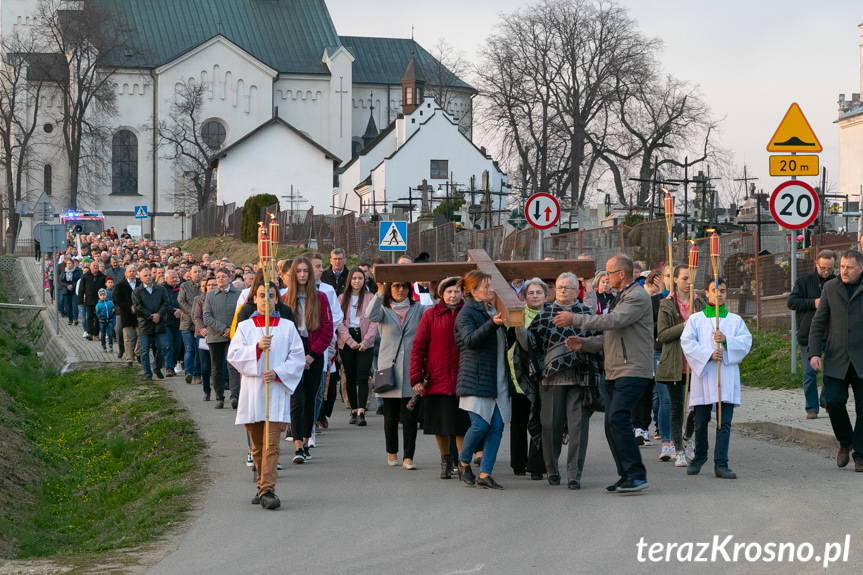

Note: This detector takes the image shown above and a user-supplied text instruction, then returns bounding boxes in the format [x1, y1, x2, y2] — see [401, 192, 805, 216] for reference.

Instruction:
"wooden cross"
[374, 249, 594, 327]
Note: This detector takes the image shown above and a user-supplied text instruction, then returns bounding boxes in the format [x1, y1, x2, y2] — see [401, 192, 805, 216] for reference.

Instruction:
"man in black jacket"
[113, 265, 139, 366]
[79, 261, 106, 340]
[788, 249, 835, 418]
[320, 248, 348, 295]
[809, 250, 863, 471]
[132, 267, 170, 381]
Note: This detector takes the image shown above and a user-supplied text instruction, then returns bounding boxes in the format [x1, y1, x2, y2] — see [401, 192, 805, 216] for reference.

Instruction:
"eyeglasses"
[555, 285, 577, 292]
[606, 269, 625, 275]
[392, 283, 411, 289]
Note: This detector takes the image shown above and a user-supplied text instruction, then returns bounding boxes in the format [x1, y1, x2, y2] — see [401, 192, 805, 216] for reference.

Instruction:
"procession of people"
[40, 228, 863, 509]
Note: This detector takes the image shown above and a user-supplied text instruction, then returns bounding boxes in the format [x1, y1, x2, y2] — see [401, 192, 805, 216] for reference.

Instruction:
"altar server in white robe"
[229, 282, 305, 509]
[680, 277, 752, 479]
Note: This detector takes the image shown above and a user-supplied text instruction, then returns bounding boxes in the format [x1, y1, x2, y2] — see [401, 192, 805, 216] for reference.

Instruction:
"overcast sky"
[328, 0, 861, 201]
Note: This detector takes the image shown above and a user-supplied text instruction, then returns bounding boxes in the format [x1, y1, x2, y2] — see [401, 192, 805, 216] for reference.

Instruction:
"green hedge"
[240, 194, 280, 243]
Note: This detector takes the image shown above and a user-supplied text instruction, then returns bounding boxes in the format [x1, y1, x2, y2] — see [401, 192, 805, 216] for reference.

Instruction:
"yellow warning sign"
[766, 103, 822, 153]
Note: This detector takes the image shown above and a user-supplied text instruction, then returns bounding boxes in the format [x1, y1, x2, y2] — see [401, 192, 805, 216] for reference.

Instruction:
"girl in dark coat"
[454, 270, 513, 490]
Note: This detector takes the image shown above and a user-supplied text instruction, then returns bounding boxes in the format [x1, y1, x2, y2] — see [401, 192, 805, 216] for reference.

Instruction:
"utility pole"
[629, 159, 677, 221]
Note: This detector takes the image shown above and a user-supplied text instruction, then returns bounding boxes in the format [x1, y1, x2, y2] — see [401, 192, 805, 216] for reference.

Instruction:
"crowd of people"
[39, 228, 863, 508]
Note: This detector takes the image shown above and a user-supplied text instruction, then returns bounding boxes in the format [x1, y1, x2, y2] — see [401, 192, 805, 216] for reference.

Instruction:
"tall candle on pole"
[684, 240, 699, 414]
[258, 222, 272, 451]
[709, 229, 722, 429]
[664, 189, 674, 277]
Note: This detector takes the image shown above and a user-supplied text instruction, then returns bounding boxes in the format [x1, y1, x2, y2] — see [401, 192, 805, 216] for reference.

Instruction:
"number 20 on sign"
[769, 180, 819, 230]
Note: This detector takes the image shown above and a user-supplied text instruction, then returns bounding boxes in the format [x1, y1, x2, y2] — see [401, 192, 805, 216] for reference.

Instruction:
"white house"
[211, 116, 340, 212]
[0, 0, 478, 242]
[836, 23, 863, 210]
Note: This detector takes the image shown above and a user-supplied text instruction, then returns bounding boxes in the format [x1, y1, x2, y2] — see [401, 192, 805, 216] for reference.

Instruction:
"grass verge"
[740, 323, 805, 390]
[169, 236, 357, 268]
[0, 275, 205, 561]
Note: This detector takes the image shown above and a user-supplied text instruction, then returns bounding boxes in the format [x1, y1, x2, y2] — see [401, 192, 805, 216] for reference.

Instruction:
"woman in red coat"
[410, 277, 469, 479]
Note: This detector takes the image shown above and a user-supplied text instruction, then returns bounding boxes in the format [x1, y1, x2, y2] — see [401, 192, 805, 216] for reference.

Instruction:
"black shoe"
[215, 401, 224, 409]
[231, 399, 238, 410]
[74, 320, 79, 325]
[604, 477, 626, 493]
[251, 494, 260, 505]
[375, 405, 384, 415]
[292, 449, 305, 464]
[473, 456, 482, 466]
[349, 412, 357, 424]
[185, 373, 193, 384]
[259, 491, 280, 509]
[302, 446, 312, 460]
[144, 375, 153, 381]
[714, 466, 737, 479]
[513, 469, 526, 476]
[548, 474, 561, 486]
[440, 454, 453, 479]
[154, 368, 164, 380]
[458, 462, 476, 486]
[358, 412, 367, 426]
[617, 478, 649, 493]
[687, 460, 705, 476]
[204, 394, 211, 402]
[568, 479, 581, 490]
[476, 476, 503, 490]
[530, 472, 544, 481]
[118, 352, 124, 359]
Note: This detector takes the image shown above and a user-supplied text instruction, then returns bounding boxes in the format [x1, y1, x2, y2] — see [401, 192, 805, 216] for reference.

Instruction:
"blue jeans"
[655, 383, 671, 442]
[196, 337, 211, 395]
[165, 327, 181, 370]
[604, 377, 649, 481]
[139, 332, 168, 378]
[64, 291, 78, 322]
[799, 344, 821, 413]
[181, 330, 200, 378]
[693, 403, 735, 468]
[57, 287, 67, 315]
[314, 361, 327, 423]
[459, 405, 504, 476]
[99, 319, 115, 348]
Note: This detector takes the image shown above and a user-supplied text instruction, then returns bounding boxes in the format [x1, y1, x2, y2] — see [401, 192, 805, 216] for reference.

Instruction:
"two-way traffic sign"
[524, 193, 560, 230]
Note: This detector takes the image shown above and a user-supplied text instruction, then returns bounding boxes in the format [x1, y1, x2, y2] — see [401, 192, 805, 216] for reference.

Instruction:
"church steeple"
[400, 48, 425, 115]
[362, 92, 378, 147]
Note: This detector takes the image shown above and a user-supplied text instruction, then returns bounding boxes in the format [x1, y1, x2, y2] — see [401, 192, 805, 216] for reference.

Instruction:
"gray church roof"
[85, 0, 340, 74]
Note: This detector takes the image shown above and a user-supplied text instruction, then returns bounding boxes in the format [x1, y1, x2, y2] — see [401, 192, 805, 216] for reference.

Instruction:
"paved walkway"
[18, 257, 128, 371]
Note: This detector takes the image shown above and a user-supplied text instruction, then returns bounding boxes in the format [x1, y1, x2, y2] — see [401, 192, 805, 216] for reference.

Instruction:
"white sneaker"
[285, 424, 293, 442]
[668, 445, 677, 457]
[277, 462, 283, 470]
[659, 445, 672, 461]
[684, 438, 695, 463]
[640, 429, 653, 446]
[634, 428, 645, 446]
[674, 452, 688, 467]
[246, 450, 254, 467]
[308, 431, 316, 448]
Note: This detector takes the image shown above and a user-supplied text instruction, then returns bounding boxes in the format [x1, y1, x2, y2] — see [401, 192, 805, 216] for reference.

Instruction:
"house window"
[404, 85, 413, 106]
[430, 160, 448, 179]
[201, 120, 226, 150]
[44, 164, 52, 195]
[111, 130, 138, 195]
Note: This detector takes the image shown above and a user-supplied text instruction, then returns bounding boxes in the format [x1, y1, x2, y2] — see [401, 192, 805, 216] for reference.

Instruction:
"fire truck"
[60, 211, 105, 235]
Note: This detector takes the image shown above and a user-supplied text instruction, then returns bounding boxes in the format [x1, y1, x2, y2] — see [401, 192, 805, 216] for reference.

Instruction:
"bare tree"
[426, 39, 472, 134]
[155, 79, 218, 213]
[0, 31, 45, 252]
[35, 0, 129, 209]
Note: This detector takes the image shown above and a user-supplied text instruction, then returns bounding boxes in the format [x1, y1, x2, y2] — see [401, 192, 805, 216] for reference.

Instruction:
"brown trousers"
[246, 421, 288, 496]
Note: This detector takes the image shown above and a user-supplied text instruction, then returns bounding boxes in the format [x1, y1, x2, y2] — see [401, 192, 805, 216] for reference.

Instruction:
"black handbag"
[583, 371, 606, 413]
[373, 327, 406, 394]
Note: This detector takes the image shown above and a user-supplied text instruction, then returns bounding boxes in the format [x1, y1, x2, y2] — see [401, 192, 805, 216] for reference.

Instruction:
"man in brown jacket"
[178, 265, 203, 384]
[555, 253, 654, 493]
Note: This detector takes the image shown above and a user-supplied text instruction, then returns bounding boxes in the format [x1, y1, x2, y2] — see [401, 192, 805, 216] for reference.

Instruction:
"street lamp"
[173, 212, 188, 241]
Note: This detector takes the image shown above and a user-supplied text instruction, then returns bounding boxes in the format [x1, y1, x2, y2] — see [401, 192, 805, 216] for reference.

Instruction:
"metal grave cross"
[374, 249, 594, 327]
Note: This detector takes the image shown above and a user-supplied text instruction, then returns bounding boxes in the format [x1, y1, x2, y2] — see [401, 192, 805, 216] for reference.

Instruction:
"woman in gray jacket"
[366, 281, 430, 469]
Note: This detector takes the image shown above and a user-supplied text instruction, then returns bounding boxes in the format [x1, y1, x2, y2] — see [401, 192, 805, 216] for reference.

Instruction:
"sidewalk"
[13, 256, 850, 449]
[17, 257, 128, 372]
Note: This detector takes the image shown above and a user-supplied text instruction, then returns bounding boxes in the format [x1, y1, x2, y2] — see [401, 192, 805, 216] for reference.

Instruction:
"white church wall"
[216, 123, 335, 218]
[322, 46, 354, 165]
[838, 116, 863, 204]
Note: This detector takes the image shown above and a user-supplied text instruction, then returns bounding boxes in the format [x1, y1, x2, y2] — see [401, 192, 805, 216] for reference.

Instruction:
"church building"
[1, 0, 485, 241]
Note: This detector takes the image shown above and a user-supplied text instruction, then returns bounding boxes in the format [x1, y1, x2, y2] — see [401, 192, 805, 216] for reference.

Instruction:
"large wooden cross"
[374, 249, 594, 327]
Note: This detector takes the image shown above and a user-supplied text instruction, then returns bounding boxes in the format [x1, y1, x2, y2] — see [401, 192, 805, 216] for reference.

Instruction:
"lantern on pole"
[708, 229, 722, 429]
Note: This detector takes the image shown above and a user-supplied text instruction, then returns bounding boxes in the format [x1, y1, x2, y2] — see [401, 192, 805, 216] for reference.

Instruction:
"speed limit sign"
[769, 180, 819, 230]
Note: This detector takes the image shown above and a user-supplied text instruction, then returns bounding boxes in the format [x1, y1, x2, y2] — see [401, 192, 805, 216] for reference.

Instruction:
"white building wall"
[274, 75, 328, 144]
[216, 123, 335, 217]
[837, 116, 863, 205]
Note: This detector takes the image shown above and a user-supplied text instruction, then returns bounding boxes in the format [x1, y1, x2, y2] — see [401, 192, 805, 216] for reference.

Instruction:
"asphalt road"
[149, 378, 863, 575]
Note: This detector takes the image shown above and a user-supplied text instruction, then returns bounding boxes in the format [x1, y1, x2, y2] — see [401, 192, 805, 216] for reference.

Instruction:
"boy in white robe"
[229, 282, 306, 509]
[680, 277, 752, 479]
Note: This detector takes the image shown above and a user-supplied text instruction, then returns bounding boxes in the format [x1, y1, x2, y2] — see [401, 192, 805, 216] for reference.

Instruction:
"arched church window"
[44, 164, 52, 195]
[112, 130, 138, 195]
[202, 120, 226, 150]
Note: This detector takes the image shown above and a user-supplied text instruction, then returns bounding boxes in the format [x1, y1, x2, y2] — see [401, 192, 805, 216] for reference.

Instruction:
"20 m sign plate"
[769, 180, 819, 230]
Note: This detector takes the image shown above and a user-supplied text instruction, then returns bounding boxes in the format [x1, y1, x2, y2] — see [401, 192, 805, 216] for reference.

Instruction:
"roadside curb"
[735, 421, 839, 450]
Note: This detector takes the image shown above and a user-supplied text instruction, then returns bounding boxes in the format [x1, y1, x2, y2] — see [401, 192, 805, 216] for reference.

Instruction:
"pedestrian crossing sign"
[379, 221, 407, 251]
[134, 205, 148, 219]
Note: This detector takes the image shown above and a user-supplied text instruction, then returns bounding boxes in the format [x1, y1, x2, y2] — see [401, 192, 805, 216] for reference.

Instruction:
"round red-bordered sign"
[524, 192, 561, 230]
[769, 180, 819, 230]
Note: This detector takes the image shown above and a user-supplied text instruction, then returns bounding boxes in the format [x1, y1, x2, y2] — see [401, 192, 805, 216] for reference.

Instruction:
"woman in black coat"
[454, 270, 513, 490]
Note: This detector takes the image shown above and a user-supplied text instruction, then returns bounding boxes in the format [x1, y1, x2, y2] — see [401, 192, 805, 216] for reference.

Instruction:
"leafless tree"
[0, 31, 44, 252]
[34, 0, 129, 209]
[154, 79, 219, 213]
[426, 39, 472, 134]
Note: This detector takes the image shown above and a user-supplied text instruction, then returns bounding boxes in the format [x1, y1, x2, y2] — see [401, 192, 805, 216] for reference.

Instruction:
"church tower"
[362, 92, 378, 148]
[400, 52, 425, 115]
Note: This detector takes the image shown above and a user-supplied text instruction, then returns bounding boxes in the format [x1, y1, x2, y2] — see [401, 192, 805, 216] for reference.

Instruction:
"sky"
[328, 0, 861, 204]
